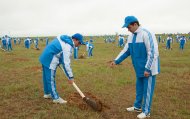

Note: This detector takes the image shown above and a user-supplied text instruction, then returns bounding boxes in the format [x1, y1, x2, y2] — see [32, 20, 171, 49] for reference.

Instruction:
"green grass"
[0, 36, 190, 119]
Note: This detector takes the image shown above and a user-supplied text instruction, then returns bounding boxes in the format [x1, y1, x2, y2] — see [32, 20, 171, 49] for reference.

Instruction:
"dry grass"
[0, 37, 190, 119]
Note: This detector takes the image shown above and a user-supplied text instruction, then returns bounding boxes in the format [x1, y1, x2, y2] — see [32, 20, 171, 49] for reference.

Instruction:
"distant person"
[34, 38, 39, 49]
[45, 37, 49, 46]
[17, 38, 21, 45]
[90, 37, 93, 43]
[110, 16, 160, 119]
[88, 40, 94, 57]
[6, 35, 12, 51]
[118, 35, 124, 47]
[85, 40, 89, 51]
[24, 37, 30, 49]
[39, 33, 85, 104]
[158, 35, 161, 43]
[14, 38, 17, 45]
[1, 36, 7, 50]
[179, 36, 186, 51]
[166, 35, 172, 50]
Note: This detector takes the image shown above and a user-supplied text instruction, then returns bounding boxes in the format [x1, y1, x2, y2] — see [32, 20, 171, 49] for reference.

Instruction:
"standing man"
[14, 38, 17, 45]
[34, 37, 39, 49]
[45, 37, 49, 46]
[1, 36, 7, 50]
[110, 16, 160, 119]
[179, 36, 186, 51]
[166, 35, 172, 50]
[24, 37, 30, 49]
[118, 35, 124, 47]
[6, 35, 12, 51]
[88, 40, 94, 57]
[158, 35, 161, 43]
[39, 33, 85, 104]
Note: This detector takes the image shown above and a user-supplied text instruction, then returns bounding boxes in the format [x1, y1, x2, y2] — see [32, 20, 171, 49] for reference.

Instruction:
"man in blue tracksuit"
[158, 35, 161, 43]
[110, 16, 160, 119]
[39, 33, 85, 104]
[34, 37, 39, 49]
[2, 36, 7, 50]
[45, 37, 49, 46]
[88, 40, 94, 57]
[179, 36, 186, 51]
[166, 35, 172, 50]
[14, 38, 17, 45]
[6, 36, 12, 51]
[24, 37, 30, 49]
[118, 35, 124, 47]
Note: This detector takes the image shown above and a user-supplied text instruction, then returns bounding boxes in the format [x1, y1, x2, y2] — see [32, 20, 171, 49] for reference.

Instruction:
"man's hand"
[110, 61, 116, 68]
[144, 71, 150, 77]
[68, 79, 74, 84]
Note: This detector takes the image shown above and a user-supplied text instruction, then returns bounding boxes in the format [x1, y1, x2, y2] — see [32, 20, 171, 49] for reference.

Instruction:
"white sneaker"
[53, 97, 67, 104]
[126, 106, 142, 112]
[43, 94, 51, 99]
[137, 112, 150, 119]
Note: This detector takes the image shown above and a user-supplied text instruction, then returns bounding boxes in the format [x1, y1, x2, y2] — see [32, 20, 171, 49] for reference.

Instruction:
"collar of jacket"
[134, 26, 142, 34]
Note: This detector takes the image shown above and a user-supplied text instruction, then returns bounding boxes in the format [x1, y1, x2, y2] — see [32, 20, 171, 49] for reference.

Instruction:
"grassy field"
[0, 36, 190, 119]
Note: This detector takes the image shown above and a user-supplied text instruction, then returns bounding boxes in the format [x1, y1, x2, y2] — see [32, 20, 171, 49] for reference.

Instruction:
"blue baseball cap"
[122, 16, 138, 28]
[72, 33, 85, 45]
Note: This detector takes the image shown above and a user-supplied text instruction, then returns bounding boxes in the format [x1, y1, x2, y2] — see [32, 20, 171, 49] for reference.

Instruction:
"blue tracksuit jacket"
[39, 35, 74, 80]
[114, 27, 160, 77]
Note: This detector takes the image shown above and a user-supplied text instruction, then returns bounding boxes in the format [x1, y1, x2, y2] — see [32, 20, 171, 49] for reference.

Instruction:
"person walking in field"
[6, 35, 13, 51]
[39, 33, 85, 104]
[179, 36, 186, 51]
[1, 36, 7, 50]
[110, 16, 160, 119]
[17, 38, 21, 45]
[88, 40, 94, 57]
[118, 35, 124, 47]
[166, 35, 173, 50]
[45, 37, 49, 46]
[34, 38, 39, 49]
[14, 38, 17, 45]
[24, 37, 30, 49]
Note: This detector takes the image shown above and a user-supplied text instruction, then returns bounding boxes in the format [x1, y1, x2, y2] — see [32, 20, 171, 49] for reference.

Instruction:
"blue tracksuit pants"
[88, 48, 93, 57]
[42, 65, 59, 99]
[134, 75, 156, 115]
[180, 43, 185, 50]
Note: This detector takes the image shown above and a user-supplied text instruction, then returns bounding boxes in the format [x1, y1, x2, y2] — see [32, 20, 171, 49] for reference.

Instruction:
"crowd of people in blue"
[0, 34, 95, 59]
[0, 36, 50, 51]
[103, 33, 189, 51]
[1, 33, 188, 54]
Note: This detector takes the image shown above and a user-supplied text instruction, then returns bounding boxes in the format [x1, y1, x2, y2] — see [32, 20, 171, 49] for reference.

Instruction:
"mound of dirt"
[78, 54, 86, 59]
[68, 92, 110, 112]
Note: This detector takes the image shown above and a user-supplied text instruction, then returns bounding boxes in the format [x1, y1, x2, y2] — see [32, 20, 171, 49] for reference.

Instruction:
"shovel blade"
[83, 97, 102, 111]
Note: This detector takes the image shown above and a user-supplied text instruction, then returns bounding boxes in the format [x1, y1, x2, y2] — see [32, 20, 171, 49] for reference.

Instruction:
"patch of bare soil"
[78, 54, 86, 59]
[68, 92, 110, 112]
[14, 58, 30, 62]
[25, 66, 42, 72]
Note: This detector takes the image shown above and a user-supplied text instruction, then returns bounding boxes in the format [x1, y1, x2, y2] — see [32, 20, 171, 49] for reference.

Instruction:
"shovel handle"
[58, 65, 85, 98]
[72, 82, 85, 98]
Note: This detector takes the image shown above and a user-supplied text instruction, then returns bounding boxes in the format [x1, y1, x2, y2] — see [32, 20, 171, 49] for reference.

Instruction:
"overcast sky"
[0, 0, 190, 37]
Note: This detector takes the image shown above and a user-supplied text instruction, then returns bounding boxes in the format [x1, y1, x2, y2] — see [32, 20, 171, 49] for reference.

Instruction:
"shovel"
[59, 65, 101, 111]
